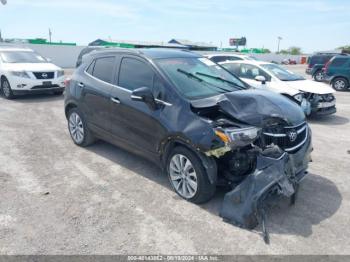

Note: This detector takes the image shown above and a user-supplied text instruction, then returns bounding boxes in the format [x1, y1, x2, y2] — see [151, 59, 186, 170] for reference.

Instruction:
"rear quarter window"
[91, 56, 115, 83]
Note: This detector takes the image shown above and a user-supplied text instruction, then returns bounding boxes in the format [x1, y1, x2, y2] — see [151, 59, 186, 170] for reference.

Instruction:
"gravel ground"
[0, 66, 349, 254]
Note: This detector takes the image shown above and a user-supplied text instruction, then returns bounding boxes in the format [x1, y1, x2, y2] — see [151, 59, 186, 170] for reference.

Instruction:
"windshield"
[0, 51, 47, 63]
[261, 64, 305, 81]
[156, 57, 247, 99]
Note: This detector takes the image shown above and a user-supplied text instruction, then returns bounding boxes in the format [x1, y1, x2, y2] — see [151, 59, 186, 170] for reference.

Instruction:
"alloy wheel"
[333, 79, 346, 90]
[2, 80, 11, 97]
[69, 112, 85, 144]
[314, 72, 323, 81]
[169, 154, 198, 199]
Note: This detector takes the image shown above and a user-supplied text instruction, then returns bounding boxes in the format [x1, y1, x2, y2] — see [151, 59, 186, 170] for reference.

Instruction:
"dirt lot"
[0, 66, 350, 254]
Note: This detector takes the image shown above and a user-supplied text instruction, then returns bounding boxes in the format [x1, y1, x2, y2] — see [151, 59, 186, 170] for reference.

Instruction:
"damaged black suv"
[65, 49, 312, 236]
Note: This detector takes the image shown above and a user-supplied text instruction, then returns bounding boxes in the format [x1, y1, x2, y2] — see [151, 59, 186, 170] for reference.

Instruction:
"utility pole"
[49, 28, 52, 43]
[277, 36, 282, 53]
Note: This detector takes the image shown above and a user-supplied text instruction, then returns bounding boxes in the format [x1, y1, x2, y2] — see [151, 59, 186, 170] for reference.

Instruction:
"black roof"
[91, 48, 201, 60]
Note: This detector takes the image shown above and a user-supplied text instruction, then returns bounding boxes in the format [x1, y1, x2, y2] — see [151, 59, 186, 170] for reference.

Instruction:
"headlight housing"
[293, 93, 304, 103]
[57, 70, 64, 78]
[10, 71, 30, 79]
[215, 126, 261, 147]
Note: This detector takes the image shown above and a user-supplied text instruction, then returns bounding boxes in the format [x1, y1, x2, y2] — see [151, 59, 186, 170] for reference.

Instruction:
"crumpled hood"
[283, 79, 335, 94]
[2, 63, 61, 72]
[192, 89, 305, 127]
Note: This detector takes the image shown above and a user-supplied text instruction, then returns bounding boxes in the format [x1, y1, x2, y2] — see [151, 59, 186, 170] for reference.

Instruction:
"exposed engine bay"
[190, 89, 313, 243]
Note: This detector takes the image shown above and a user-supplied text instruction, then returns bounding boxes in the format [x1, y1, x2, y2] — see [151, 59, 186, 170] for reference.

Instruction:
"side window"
[331, 58, 347, 67]
[91, 56, 115, 83]
[118, 57, 154, 91]
[211, 56, 240, 63]
[210, 56, 228, 63]
[239, 64, 271, 81]
[222, 63, 241, 76]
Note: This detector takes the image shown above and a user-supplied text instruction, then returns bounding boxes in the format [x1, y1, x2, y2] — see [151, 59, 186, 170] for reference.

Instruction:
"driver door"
[109, 55, 168, 156]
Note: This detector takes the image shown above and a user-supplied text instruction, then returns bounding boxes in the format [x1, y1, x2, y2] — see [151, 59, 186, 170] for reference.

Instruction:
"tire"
[313, 70, 324, 82]
[1, 77, 15, 99]
[166, 146, 216, 204]
[332, 77, 348, 91]
[67, 108, 95, 147]
[53, 90, 64, 96]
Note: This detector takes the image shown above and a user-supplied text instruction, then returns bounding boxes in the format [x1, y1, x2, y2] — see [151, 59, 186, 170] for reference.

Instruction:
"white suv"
[0, 47, 65, 99]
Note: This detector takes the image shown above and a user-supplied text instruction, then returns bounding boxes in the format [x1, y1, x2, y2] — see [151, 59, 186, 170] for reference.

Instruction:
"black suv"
[306, 53, 338, 81]
[65, 49, 312, 232]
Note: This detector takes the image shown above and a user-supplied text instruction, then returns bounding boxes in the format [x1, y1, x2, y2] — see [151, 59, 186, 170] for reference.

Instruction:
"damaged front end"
[191, 89, 313, 243]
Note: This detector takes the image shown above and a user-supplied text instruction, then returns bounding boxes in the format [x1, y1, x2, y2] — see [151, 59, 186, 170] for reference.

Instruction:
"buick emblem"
[287, 130, 298, 142]
[41, 73, 48, 78]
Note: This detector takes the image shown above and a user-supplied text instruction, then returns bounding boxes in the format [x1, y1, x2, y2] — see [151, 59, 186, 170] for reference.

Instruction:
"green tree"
[278, 46, 302, 55]
[339, 45, 350, 54]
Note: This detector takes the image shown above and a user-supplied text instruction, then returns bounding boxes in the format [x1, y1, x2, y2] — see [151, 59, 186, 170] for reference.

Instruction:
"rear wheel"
[67, 108, 95, 147]
[166, 146, 216, 204]
[1, 77, 15, 99]
[332, 77, 348, 91]
[313, 70, 324, 82]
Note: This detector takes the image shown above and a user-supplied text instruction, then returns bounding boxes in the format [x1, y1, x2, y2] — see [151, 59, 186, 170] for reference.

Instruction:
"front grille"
[262, 122, 308, 153]
[33, 72, 55, 79]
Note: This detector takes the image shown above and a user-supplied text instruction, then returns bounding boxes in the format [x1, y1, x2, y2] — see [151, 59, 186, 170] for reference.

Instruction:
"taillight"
[64, 78, 71, 88]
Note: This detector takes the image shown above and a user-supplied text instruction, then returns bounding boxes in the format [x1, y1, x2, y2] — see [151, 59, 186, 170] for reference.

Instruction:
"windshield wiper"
[177, 68, 204, 82]
[195, 72, 245, 90]
[177, 68, 233, 94]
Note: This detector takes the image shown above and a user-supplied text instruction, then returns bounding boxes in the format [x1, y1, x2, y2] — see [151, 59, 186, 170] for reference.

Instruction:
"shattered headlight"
[215, 126, 261, 147]
[10, 71, 30, 79]
[293, 93, 304, 103]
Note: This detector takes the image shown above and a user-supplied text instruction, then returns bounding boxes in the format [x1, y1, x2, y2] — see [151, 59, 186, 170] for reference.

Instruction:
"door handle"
[110, 97, 121, 104]
[78, 82, 85, 88]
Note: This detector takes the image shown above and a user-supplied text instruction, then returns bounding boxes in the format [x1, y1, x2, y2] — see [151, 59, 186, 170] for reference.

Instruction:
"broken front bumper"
[220, 132, 312, 230]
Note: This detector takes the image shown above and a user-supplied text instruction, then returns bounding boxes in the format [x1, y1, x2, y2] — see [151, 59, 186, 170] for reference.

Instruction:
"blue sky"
[0, 0, 349, 53]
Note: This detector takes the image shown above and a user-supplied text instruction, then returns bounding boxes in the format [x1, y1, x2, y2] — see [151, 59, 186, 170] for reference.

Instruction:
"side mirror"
[131, 86, 157, 110]
[255, 75, 266, 85]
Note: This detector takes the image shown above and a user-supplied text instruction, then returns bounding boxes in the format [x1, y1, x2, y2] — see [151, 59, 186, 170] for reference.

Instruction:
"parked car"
[0, 47, 65, 99]
[323, 55, 350, 91]
[76, 46, 107, 67]
[65, 49, 312, 238]
[220, 60, 336, 116]
[281, 58, 297, 65]
[204, 53, 258, 63]
[306, 53, 339, 81]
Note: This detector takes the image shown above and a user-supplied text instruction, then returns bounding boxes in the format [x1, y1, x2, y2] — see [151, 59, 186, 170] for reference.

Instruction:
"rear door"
[328, 57, 350, 77]
[78, 56, 116, 133]
[109, 55, 168, 155]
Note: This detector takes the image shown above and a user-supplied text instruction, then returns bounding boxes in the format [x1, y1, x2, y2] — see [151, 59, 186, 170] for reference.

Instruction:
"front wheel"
[332, 77, 348, 91]
[313, 70, 324, 82]
[67, 108, 95, 147]
[166, 146, 216, 204]
[1, 78, 15, 99]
